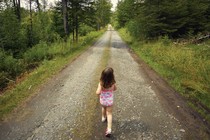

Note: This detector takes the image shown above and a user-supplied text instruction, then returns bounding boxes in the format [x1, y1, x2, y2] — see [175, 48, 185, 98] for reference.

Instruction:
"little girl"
[96, 67, 117, 137]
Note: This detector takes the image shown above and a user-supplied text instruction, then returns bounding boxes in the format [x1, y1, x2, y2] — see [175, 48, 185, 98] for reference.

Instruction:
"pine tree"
[116, 0, 210, 39]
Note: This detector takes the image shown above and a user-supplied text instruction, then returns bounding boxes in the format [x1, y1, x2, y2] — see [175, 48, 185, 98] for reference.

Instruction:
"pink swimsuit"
[100, 90, 113, 106]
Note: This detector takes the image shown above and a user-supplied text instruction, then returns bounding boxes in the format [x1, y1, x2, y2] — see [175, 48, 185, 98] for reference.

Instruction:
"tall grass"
[0, 30, 104, 119]
[118, 28, 210, 120]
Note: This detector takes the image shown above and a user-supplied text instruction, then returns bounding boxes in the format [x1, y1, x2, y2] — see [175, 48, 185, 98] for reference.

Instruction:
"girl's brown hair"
[100, 67, 116, 89]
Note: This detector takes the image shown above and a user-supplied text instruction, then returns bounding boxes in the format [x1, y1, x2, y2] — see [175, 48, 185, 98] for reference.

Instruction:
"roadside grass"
[0, 30, 104, 120]
[118, 28, 210, 122]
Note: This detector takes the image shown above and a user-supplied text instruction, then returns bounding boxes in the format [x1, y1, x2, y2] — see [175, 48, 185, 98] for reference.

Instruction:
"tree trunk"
[71, 10, 75, 43]
[29, 0, 33, 47]
[76, 14, 78, 43]
[17, 0, 21, 21]
[62, 0, 69, 42]
[75, 2, 79, 43]
[13, 0, 21, 21]
[36, 0, 41, 12]
[13, 0, 16, 8]
[73, 29, 75, 42]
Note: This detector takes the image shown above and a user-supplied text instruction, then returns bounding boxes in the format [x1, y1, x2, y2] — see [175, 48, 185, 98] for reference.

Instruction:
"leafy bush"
[79, 24, 95, 36]
[23, 42, 52, 67]
[0, 50, 24, 90]
[160, 36, 172, 46]
[0, 9, 27, 55]
[126, 20, 142, 40]
[3, 55, 23, 77]
[0, 72, 9, 90]
[118, 28, 133, 45]
[47, 43, 63, 57]
[0, 50, 23, 76]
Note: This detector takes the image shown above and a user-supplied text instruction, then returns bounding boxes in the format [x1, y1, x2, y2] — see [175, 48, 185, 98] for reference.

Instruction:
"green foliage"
[0, 8, 26, 55]
[110, 12, 119, 29]
[0, 50, 24, 89]
[79, 24, 95, 36]
[23, 42, 51, 67]
[51, 3, 65, 38]
[160, 36, 171, 46]
[3, 55, 23, 77]
[33, 12, 58, 43]
[116, 0, 210, 39]
[51, 0, 111, 41]
[126, 20, 142, 40]
[0, 72, 8, 90]
[0, 50, 24, 77]
[95, 0, 112, 29]
[116, 0, 135, 27]
[23, 29, 103, 69]
[21, 11, 58, 46]
[117, 28, 133, 44]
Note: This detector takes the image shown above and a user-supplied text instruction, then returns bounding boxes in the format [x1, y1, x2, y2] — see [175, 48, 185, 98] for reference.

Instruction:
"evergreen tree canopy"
[116, 0, 210, 39]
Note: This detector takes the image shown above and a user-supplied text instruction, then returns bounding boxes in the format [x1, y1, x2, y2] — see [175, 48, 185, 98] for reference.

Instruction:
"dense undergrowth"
[0, 30, 104, 119]
[118, 28, 210, 121]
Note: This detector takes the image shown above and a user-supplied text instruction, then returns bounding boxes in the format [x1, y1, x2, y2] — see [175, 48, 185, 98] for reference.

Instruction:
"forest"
[115, 0, 210, 39]
[0, 0, 112, 91]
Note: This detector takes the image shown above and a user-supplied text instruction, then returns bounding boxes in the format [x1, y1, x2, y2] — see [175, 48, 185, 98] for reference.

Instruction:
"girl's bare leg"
[102, 106, 106, 121]
[106, 106, 113, 130]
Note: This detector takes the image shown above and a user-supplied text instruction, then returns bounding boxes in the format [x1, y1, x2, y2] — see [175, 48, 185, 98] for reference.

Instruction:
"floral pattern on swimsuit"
[100, 90, 113, 106]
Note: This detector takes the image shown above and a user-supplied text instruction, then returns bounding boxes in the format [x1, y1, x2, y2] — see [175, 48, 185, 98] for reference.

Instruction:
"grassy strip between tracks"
[0, 30, 104, 120]
[118, 28, 210, 123]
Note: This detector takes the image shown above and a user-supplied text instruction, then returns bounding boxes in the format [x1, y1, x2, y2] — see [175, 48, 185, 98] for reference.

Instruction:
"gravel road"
[0, 29, 210, 140]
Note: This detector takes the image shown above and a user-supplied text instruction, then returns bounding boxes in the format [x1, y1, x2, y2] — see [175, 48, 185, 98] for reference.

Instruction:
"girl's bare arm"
[113, 84, 117, 91]
[96, 83, 101, 94]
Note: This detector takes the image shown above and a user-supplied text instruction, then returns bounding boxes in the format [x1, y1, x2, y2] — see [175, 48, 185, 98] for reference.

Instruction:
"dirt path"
[0, 30, 210, 140]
